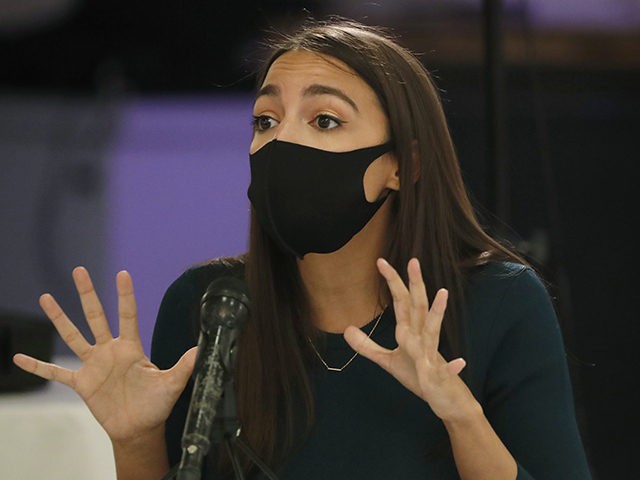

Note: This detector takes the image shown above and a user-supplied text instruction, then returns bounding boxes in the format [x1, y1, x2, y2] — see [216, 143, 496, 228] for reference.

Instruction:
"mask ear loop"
[362, 141, 397, 205]
[374, 186, 396, 203]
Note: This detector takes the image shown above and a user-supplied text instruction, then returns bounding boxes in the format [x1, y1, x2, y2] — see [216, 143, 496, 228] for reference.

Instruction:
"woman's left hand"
[344, 257, 478, 421]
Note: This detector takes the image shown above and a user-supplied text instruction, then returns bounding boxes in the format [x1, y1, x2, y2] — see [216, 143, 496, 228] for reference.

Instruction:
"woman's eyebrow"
[303, 84, 359, 112]
[256, 84, 279, 99]
[255, 83, 359, 112]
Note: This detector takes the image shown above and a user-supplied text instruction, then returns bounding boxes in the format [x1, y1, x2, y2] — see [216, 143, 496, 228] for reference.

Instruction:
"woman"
[14, 19, 591, 480]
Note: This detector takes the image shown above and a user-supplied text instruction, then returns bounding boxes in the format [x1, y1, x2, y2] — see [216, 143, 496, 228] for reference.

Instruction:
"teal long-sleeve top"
[150, 258, 592, 479]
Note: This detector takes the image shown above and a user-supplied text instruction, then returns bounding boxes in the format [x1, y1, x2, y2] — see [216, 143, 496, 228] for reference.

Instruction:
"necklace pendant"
[308, 308, 385, 373]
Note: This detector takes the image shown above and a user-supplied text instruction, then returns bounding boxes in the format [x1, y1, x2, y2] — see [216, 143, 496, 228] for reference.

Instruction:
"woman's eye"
[314, 114, 341, 130]
[253, 115, 278, 131]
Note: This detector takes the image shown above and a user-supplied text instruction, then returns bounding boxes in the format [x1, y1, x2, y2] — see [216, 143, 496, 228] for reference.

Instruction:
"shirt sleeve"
[482, 268, 592, 479]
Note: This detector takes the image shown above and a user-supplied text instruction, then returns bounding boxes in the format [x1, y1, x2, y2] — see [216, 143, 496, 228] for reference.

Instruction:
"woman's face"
[250, 50, 399, 201]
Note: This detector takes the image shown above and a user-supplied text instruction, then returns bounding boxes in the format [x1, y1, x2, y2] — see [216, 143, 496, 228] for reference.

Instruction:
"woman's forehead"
[262, 50, 361, 86]
[258, 50, 382, 110]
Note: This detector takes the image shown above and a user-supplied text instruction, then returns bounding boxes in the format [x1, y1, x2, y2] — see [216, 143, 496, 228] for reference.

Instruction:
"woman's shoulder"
[464, 260, 566, 392]
[151, 254, 247, 368]
[466, 260, 549, 303]
[166, 254, 247, 298]
[464, 260, 557, 338]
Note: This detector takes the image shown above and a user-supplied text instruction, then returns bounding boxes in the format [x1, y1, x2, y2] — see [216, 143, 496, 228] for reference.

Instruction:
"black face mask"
[247, 139, 394, 259]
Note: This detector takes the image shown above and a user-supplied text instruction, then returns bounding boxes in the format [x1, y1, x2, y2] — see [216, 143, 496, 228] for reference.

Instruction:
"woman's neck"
[297, 199, 392, 333]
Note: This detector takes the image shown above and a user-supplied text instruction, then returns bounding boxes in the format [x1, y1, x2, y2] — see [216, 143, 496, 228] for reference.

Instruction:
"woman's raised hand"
[13, 267, 197, 444]
[344, 258, 477, 422]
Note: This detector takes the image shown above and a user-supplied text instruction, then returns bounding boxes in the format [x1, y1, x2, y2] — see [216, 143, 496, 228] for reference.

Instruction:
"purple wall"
[106, 95, 253, 353]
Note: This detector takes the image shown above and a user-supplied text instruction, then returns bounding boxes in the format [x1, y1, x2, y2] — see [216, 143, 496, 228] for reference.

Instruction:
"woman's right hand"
[13, 267, 197, 444]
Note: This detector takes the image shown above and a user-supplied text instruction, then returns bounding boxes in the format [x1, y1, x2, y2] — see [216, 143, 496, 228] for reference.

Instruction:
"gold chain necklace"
[308, 308, 385, 372]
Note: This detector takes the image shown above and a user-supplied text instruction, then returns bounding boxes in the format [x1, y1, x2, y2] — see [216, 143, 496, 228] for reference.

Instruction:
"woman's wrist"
[112, 425, 170, 480]
[441, 400, 518, 480]
[440, 395, 484, 430]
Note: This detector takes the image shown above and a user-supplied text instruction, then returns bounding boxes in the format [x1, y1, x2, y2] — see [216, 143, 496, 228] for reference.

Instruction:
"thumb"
[344, 325, 391, 371]
[446, 357, 467, 376]
[166, 346, 198, 390]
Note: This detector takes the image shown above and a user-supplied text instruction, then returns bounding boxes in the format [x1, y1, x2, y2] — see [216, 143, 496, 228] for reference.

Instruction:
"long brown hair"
[234, 17, 526, 472]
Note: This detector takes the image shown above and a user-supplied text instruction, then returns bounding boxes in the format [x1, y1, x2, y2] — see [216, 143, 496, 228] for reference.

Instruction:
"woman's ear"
[385, 152, 400, 191]
[385, 140, 421, 191]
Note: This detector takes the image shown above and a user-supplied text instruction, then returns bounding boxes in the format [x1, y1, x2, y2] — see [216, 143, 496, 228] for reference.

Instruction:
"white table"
[0, 356, 116, 480]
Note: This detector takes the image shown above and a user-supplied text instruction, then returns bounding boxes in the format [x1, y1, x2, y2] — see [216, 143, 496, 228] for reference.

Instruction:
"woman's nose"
[272, 117, 307, 145]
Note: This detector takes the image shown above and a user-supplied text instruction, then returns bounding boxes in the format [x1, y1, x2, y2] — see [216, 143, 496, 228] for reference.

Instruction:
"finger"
[407, 258, 429, 332]
[39, 293, 92, 360]
[422, 288, 449, 351]
[72, 266, 113, 344]
[165, 346, 198, 390]
[446, 357, 466, 376]
[116, 270, 141, 344]
[344, 325, 392, 371]
[13, 353, 75, 387]
[376, 258, 410, 323]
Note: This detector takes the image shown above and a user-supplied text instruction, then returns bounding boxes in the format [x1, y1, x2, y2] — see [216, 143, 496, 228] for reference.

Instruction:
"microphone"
[176, 276, 250, 480]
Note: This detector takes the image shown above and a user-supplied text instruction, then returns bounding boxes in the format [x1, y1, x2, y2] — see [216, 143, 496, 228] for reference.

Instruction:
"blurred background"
[1, 1, 638, 478]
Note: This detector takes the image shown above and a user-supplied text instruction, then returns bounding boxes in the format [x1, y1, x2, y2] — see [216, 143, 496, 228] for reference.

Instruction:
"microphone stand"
[211, 376, 280, 480]
[162, 364, 280, 480]
[161, 276, 280, 480]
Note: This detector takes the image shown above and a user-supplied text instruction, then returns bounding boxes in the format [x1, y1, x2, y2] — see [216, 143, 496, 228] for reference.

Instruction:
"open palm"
[344, 258, 472, 421]
[13, 267, 197, 443]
